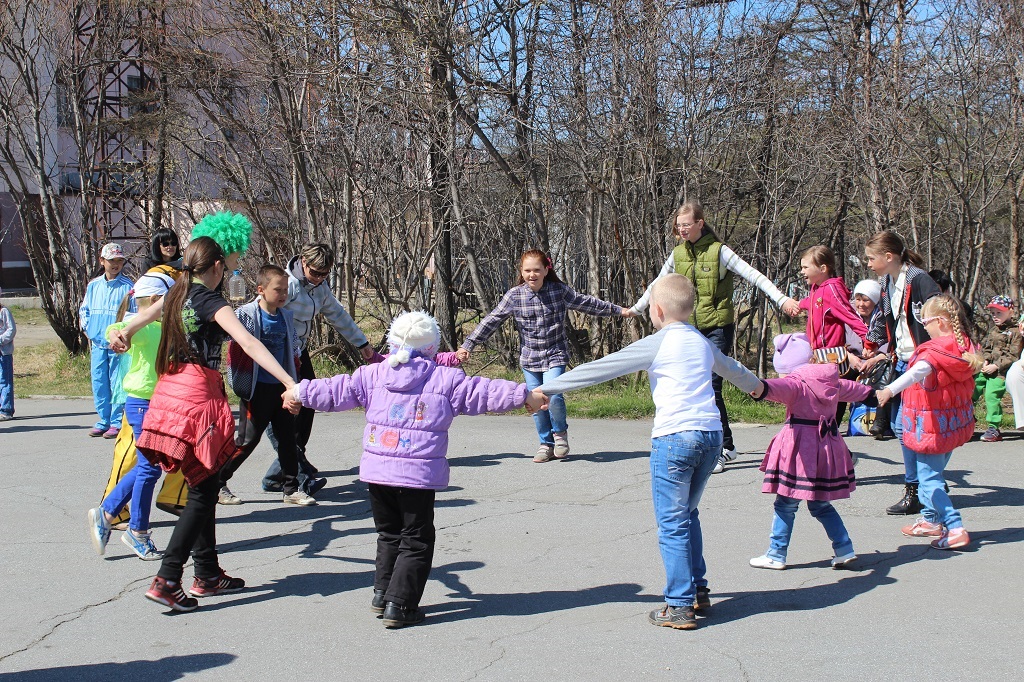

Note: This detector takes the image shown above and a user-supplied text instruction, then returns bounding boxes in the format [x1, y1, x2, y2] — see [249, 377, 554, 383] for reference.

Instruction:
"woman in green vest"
[630, 201, 800, 473]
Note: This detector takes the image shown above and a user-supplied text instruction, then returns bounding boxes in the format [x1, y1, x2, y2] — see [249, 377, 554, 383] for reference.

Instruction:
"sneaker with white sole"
[87, 507, 111, 555]
[931, 527, 970, 550]
[533, 444, 555, 463]
[122, 529, 163, 561]
[553, 432, 570, 459]
[711, 448, 737, 474]
[749, 554, 786, 570]
[218, 486, 242, 505]
[831, 552, 857, 569]
[283, 490, 317, 506]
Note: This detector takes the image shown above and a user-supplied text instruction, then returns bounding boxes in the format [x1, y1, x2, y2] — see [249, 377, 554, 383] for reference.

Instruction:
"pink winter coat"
[800, 277, 868, 350]
[297, 357, 527, 490]
[757, 363, 872, 500]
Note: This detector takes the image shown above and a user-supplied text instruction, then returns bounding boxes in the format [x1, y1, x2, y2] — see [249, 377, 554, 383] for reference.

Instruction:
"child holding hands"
[287, 311, 545, 628]
[877, 294, 983, 550]
[534, 274, 762, 630]
[747, 333, 873, 570]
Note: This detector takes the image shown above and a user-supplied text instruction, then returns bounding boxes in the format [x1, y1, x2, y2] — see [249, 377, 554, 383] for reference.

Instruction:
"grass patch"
[13, 340, 93, 398]
[7, 305, 49, 326]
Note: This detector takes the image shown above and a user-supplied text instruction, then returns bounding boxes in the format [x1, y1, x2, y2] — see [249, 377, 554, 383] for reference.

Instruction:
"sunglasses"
[307, 266, 330, 279]
[159, 239, 176, 247]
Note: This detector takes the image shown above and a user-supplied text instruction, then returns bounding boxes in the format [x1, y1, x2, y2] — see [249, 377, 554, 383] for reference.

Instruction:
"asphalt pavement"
[1, 399, 1021, 680]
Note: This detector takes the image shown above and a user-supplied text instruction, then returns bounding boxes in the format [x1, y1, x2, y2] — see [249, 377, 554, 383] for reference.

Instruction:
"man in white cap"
[80, 243, 135, 438]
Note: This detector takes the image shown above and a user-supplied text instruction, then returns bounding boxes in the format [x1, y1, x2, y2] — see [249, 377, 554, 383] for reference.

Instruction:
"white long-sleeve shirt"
[540, 322, 761, 438]
[631, 244, 792, 314]
[885, 361, 933, 395]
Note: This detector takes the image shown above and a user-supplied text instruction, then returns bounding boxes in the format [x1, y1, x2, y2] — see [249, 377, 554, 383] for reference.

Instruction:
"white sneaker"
[218, 486, 242, 505]
[711, 448, 737, 474]
[553, 432, 570, 459]
[831, 552, 857, 569]
[283, 490, 317, 506]
[749, 554, 786, 570]
[533, 445, 555, 463]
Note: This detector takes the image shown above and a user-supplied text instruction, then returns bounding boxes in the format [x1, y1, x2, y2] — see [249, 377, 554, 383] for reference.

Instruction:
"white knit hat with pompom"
[387, 311, 440, 367]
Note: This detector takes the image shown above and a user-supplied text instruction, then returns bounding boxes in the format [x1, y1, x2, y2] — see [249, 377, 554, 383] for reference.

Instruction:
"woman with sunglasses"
[144, 229, 182, 271]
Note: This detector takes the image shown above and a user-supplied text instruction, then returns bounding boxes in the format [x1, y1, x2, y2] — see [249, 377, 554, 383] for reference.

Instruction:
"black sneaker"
[694, 586, 711, 612]
[189, 570, 246, 597]
[305, 477, 328, 496]
[648, 604, 697, 630]
[382, 602, 425, 628]
[371, 589, 387, 614]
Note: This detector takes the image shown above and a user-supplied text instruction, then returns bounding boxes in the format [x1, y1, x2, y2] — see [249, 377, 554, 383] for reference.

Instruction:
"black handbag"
[858, 355, 896, 390]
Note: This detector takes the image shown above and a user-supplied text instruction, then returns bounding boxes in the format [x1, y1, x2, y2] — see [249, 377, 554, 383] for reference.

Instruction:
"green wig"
[190, 211, 252, 256]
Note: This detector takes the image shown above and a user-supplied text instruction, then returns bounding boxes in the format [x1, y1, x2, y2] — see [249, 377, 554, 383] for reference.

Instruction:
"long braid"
[929, 294, 984, 372]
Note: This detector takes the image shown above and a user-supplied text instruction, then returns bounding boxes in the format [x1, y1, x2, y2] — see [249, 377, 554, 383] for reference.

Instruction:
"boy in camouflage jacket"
[974, 295, 1023, 442]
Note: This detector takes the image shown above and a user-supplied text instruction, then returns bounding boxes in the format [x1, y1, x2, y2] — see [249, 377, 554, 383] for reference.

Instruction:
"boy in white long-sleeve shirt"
[536, 273, 760, 631]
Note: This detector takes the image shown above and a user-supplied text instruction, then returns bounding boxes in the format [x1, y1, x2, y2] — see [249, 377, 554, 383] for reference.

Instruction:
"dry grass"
[13, 340, 93, 398]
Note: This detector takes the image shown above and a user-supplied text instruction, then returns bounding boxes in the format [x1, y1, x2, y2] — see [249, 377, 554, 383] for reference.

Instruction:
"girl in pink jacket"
[289, 311, 545, 628]
[748, 333, 873, 571]
[797, 246, 869, 424]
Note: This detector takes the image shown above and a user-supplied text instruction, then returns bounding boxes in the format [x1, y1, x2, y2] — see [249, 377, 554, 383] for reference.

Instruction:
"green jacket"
[106, 317, 161, 400]
[673, 232, 734, 329]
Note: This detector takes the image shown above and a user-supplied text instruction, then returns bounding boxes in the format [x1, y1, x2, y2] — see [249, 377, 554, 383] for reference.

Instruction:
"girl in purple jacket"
[287, 311, 546, 628]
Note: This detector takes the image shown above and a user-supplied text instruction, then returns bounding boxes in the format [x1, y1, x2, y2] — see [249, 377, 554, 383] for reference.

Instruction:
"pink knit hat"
[772, 333, 812, 375]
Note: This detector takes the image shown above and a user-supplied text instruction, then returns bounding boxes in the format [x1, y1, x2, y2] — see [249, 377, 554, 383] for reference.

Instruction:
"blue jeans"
[0, 353, 13, 416]
[767, 495, 854, 562]
[917, 452, 962, 529]
[101, 397, 161, 532]
[523, 366, 568, 445]
[90, 344, 125, 430]
[650, 430, 721, 606]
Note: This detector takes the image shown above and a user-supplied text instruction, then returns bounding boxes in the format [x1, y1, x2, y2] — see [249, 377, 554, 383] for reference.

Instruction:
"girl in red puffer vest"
[877, 294, 983, 551]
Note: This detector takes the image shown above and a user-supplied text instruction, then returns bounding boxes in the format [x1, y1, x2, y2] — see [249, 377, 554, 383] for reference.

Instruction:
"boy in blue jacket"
[80, 243, 134, 437]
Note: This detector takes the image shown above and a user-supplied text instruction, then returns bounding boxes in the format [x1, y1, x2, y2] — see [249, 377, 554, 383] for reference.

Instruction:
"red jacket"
[900, 335, 976, 454]
[800, 277, 868, 350]
[137, 363, 237, 485]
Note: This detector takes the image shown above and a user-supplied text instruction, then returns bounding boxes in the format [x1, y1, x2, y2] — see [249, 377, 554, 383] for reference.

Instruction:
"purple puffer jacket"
[297, 357, 527, 490]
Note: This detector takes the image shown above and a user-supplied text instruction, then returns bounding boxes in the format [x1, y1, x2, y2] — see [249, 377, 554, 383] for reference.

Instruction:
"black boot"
[870, 404, 895, 439]
[382, 601, 425, 629]
[886, 483, 922, 515]
[371, 589, 386, 614]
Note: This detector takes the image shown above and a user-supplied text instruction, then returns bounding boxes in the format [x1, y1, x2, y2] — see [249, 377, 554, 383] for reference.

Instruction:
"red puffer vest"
[900, 335, 976, 454]
[137, 363, 237, 485]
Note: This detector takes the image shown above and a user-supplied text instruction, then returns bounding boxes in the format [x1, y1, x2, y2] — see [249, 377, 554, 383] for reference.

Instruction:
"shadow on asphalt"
[0, 653, 236, 681]
[0, 424, 96, 434]
[179, 569, 377, 612]
[0, 411, 95, 422]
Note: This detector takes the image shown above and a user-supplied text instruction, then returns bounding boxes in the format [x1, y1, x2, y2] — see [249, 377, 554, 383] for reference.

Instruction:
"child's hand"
[282, 388, 302, 415]
[749, 383, 765, 399]
[108, 329, 131, 353]
[359, 345, 376, 362]
[876, 388, 893, 407]
[848, 353, 865, 372]
[525, 387, 549, 413]
[781, 299, 802, 317]
[620, 308, 637, 318]
[455, 348, 471, 363]
[982, 362, 999, 376]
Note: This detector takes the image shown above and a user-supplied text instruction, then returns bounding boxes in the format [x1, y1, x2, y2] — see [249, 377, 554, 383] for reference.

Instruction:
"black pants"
[221, 382, 300, 494]
[835, 366, 860, 426]
[266, 349, 319, 490]
[368, 483, 436, 608]
[158, 472, 221, 582]
[700, 323, 735, 451]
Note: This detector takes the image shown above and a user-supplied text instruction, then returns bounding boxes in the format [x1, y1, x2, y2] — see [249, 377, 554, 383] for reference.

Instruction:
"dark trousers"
[700, 324, 735, 451]
[266, 349, 319, 491]
[221, 382, 299, 494]
[158, 471, 221, 582]
[368, 483, 436, 608]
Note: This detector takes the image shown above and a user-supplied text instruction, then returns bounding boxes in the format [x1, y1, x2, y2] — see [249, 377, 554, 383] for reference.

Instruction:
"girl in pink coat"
[748, 333, 873, 570]
[797, 246, 869, 424]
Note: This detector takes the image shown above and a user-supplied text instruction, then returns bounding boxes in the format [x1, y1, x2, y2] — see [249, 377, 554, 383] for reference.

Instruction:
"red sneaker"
[190, 570, 245, 597]
[145, 577, 198, 612]
[931, 527, 970, 550]
[901, 518, 943, 538]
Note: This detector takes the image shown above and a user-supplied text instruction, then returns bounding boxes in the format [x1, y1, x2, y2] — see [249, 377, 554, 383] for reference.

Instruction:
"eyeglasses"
[159, 239, 176, 247]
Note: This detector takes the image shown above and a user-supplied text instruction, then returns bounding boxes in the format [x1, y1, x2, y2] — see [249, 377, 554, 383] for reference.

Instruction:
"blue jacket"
[227, 298, 300, 401]
[79, 274, 134, 346]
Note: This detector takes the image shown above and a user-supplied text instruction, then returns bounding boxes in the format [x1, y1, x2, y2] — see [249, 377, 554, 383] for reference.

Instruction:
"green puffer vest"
[673, 232, 734, 330]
